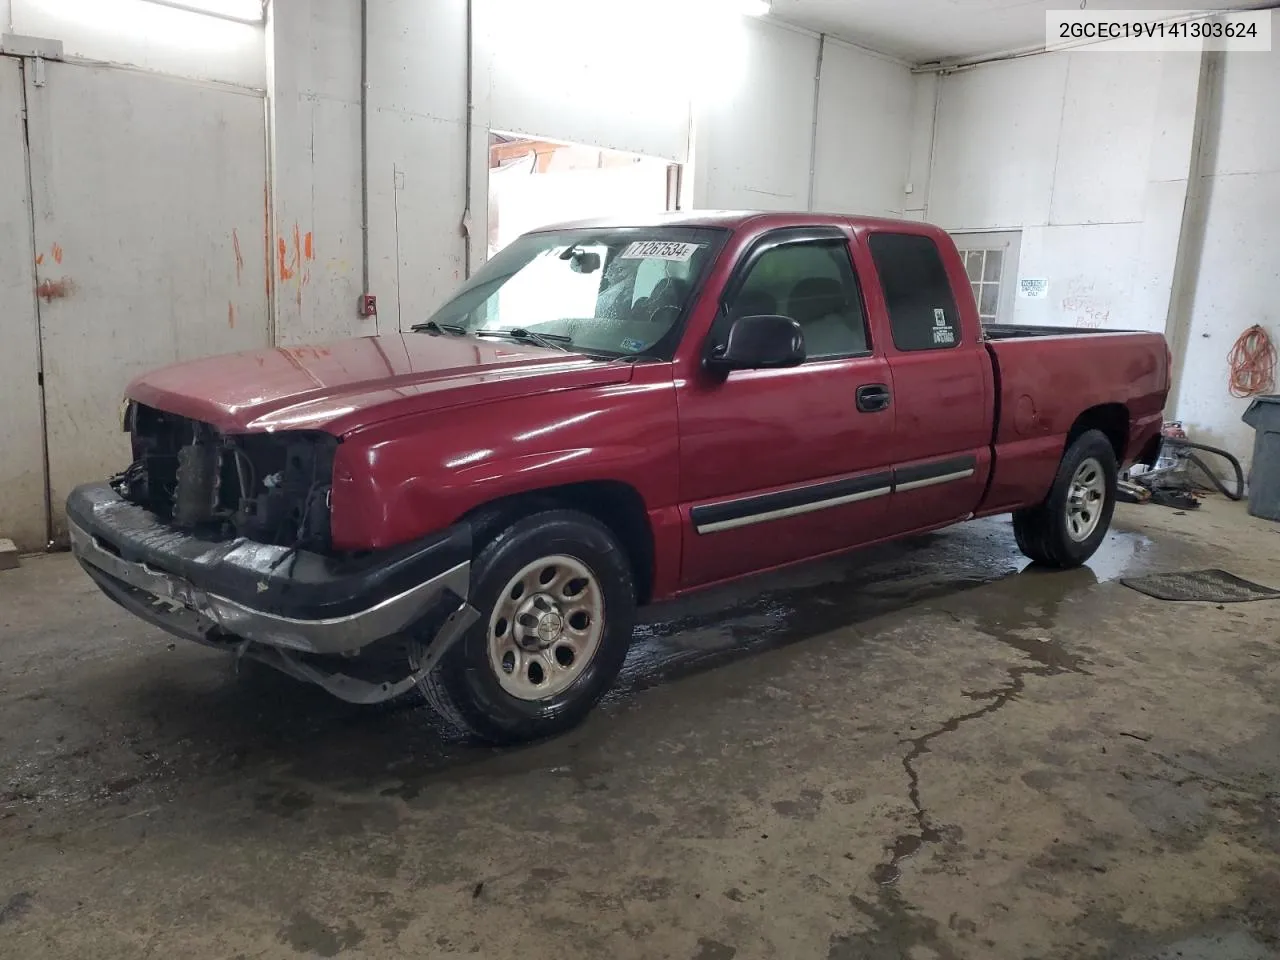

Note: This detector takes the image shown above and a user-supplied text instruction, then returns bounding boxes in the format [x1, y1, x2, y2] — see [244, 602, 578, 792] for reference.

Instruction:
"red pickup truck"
[68, 212, 1169, 742]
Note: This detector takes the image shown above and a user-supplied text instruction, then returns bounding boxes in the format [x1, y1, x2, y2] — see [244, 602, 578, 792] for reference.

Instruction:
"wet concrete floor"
[2, 500, 1279, 959]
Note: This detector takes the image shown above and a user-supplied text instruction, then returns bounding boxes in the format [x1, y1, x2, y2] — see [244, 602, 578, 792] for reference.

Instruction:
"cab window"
[868, 232, 961, 351]
[721, 239, 868, 360]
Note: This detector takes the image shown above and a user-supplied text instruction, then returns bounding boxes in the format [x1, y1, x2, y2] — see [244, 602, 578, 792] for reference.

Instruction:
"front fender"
[329, 372, 680, 551]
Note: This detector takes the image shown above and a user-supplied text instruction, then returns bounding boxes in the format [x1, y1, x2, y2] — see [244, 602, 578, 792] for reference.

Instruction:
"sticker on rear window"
[619, 241, 703, 262]
[620, 338, 648, 353]
[932, 307, 955, 345]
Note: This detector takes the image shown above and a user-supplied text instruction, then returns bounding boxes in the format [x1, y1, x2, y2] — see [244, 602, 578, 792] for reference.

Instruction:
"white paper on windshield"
[619, 241, 702, 262]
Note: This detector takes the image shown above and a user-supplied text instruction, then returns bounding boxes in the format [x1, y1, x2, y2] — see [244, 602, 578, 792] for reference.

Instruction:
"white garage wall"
[1174, 29, 1280, 465]
[267, 0, 369, 345]
[693, 17, 819, 210]
[926, 50, 1201, 334]
[8, 0, 265, 88]
[694, 21, 914, 216]
[903, 72, 937, 222]
[366, 0, 470, 333]
[811, 38, 913, 218]
[269, 0, 470, 342]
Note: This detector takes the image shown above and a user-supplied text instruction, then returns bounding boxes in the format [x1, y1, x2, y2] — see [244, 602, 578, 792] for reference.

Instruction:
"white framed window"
[950, 231, 1022, 325]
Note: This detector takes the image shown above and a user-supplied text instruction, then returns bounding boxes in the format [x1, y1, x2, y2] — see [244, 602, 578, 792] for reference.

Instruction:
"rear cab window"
[868, 233, 962, 352]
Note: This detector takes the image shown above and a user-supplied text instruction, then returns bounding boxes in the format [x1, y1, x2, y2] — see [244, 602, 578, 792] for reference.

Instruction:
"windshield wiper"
[474, 328, 573, 351]
[410, 320, 468, 335]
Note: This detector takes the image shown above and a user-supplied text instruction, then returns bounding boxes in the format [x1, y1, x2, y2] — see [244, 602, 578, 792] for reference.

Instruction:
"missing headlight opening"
[112, 402, 335, 550]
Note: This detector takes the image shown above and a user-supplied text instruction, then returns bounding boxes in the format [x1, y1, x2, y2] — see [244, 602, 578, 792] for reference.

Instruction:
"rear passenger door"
[677, 228, 900, 587]
[864, 231, 994, 531]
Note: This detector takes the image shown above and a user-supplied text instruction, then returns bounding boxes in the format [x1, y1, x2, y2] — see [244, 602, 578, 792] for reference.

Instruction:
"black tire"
[419, 509, 636, 744]
[1012, 429, 1118, 569]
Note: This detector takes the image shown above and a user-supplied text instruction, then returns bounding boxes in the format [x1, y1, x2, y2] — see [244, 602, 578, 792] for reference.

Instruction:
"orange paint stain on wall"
[52, 243, 63, 264]
[35, 253, 43, 266]
[276, 224, 315, 303]
[228, 302, 236, 329]
[278, 237, 294, 281]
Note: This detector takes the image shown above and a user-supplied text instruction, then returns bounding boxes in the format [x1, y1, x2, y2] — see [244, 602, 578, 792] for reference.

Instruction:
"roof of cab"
[529, 210, 934, 233]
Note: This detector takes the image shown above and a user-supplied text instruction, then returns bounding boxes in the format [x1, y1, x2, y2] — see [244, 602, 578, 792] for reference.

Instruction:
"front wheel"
[1013, 429, 1118, 568]
[419, 509, 636, 744]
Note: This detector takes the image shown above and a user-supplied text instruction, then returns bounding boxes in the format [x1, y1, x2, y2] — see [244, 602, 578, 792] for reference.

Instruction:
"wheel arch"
[460, 480, 656, 605]
[1066, 403, 1128, 464]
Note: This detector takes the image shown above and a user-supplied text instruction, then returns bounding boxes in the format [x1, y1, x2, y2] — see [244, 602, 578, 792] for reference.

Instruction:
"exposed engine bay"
[111, 402, 335, 550]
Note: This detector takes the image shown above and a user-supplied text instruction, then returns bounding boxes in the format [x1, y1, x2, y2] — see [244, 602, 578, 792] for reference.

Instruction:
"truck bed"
[978, 327, 1169, 514]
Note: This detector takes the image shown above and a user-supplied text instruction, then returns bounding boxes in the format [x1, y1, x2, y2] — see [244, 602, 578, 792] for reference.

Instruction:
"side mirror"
[707, 315, 806, 371]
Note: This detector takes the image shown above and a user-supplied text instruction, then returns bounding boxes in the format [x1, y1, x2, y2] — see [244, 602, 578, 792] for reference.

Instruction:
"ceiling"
[769, 0, 1277, 63]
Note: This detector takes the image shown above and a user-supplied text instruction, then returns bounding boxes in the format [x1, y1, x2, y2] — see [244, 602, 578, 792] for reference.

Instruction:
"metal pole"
[806, 33, 824, 212]
[360, 0, 370, 306]
[462, 0, 475, 279]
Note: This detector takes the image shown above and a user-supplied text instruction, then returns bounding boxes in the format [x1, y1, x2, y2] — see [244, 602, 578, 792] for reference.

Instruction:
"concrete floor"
[2, 500, 1280, 960]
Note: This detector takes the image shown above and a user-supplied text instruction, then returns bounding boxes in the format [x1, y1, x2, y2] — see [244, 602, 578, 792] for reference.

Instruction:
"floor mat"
[1120, 569, 1280, 603]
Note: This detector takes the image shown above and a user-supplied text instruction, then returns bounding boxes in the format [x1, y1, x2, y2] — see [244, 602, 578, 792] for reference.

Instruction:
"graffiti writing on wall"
[1061, 277, 1112, 329]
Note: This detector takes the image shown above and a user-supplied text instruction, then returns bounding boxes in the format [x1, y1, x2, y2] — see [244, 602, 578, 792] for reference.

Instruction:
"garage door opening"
[487, 133, 680, 258]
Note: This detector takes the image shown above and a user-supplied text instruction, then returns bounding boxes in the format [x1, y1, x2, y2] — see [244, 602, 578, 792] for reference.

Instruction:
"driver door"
[676, 227, 900, 588]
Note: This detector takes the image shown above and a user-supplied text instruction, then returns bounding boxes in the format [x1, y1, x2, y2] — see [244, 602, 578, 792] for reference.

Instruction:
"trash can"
[1242, 395, 1280, 520]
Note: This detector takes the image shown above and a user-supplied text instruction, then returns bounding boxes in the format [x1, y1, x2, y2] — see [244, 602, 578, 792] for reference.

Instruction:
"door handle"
[856, 384, 892, 413]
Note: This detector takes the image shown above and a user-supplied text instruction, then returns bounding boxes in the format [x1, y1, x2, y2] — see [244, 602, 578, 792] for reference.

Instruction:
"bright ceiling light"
[739, 0, 771, 15]
[139, 0, 265, 24]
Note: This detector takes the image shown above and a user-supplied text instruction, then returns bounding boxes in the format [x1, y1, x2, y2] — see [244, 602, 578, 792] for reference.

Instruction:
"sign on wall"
[1018, 278, 1049, 299]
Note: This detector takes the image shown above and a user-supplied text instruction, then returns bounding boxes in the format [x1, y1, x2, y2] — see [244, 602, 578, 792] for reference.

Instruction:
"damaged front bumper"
[67, 483, 477, 702]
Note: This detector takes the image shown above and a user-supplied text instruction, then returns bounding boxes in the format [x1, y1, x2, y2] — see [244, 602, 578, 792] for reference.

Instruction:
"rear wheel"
[1013, 429, 1118, 568]
[419, 509, 636, 744]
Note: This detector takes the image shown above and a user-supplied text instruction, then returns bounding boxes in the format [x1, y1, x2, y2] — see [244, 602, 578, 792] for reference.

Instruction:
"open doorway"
[488, 133, 680, 258]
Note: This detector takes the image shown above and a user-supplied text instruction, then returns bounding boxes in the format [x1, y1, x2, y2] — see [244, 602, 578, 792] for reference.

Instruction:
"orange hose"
[1228, 324, 1277, 399]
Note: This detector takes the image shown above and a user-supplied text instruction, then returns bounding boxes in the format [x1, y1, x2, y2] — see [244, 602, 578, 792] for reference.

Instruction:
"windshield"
[419, 227, 727, 359]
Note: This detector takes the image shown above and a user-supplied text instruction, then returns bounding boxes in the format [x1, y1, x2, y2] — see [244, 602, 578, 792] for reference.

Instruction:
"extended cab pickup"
[68, 212, 1170, 742]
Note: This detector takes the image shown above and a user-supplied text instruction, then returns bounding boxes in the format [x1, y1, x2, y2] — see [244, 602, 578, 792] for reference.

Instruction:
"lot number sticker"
[619, 241, 703, 262]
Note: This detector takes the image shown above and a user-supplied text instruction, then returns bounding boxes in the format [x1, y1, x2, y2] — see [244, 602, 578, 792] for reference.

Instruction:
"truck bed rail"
[982, 323, 1139, 340]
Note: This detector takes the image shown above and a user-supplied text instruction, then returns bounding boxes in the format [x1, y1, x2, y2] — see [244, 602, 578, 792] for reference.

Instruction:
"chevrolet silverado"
[68, 212, 1170, 742]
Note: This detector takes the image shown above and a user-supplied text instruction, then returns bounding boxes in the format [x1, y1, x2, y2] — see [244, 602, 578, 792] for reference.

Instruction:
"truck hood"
[126, 334, 633, 435]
